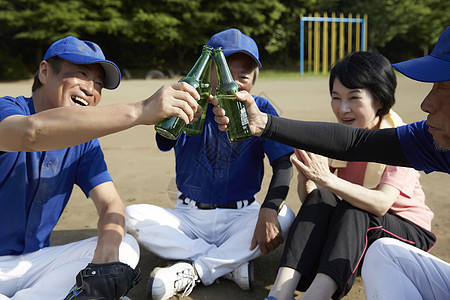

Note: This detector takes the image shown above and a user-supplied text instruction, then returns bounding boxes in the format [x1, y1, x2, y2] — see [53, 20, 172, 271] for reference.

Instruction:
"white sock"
[268, 267, 301, 300]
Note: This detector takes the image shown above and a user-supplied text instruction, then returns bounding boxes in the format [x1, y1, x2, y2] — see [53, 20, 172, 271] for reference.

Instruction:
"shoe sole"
[248, 261, 254, 290]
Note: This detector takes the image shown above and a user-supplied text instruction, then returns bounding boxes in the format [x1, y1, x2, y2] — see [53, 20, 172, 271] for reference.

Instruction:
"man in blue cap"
[0, 36, 200, 299]
[125, 28, 295, 300]
[213, 27, 450, 299]
[361, 26, 450, 300]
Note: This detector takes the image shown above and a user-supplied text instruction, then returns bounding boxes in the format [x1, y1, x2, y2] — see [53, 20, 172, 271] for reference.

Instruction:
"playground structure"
[300, 12, 368, 75]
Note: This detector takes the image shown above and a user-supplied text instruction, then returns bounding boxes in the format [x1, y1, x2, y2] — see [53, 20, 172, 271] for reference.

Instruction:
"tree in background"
[0, 0, 125, 61]
[201, 0, 288, 65]
[303, 0, 449, 62]
[119, 0, 290, 72]
[0, 0, 126, 79]
[120, 0, 219, 70]
[0, 0, 448, 80]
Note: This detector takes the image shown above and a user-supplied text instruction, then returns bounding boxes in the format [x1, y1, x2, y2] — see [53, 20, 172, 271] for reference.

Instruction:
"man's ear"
[38, 61, 50, 85]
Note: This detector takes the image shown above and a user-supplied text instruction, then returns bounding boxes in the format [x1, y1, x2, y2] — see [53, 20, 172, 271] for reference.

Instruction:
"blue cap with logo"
[393, 26, 450, 83]
[207, 28, 262, 68]
[43, 36, 121, 89]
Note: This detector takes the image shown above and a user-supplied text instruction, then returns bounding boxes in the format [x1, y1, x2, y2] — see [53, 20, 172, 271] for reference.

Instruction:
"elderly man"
[0, 36, 199, 300]
[213, 26, 450, 300]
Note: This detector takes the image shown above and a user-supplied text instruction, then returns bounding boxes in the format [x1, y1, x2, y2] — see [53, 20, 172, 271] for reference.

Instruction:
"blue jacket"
[0, 96, 112, 255]
[156, 96, 294, 205]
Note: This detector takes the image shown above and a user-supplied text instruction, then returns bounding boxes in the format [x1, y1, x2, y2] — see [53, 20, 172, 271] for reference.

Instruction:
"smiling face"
[35, 59, 104, 112]
[331, 77, 383, 129]
[420, 81, 450, 150]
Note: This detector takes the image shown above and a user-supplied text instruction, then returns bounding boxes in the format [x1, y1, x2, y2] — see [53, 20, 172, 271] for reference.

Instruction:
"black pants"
[279, 188, 436, 300]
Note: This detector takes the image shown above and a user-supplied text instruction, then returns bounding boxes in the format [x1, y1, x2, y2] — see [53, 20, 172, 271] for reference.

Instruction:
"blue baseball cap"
[207, 28, 262, 68]
[43, 36, 121, 89]
[393, 26, 450, 83]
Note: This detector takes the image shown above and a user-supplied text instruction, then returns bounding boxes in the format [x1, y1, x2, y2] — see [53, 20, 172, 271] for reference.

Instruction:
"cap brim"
[393, 55, 450, 83]
[58, 54, 121, 89]
[98, 61, 121, 90]
[223, 49, 262, 68]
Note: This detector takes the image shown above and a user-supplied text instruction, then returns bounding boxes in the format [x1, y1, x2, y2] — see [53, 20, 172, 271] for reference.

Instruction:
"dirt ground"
[3, 76, 448, 300]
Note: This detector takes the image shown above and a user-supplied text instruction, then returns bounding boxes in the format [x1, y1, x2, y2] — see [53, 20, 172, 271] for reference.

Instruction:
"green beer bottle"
[155, 45, 213, 139]
[213, 47, 252, 142]
[182, 47, 213, 136]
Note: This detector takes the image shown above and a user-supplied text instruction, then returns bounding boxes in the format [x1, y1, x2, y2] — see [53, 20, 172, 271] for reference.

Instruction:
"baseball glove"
[64, 262, 141, 300]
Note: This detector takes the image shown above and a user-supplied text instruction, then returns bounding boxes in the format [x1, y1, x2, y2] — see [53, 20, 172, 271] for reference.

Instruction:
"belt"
[179, 193, 255, 209]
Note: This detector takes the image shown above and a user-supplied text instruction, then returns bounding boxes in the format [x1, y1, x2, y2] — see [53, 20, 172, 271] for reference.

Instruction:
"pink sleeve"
[380, 165, 420, 198]
[380, 165, 433, 231]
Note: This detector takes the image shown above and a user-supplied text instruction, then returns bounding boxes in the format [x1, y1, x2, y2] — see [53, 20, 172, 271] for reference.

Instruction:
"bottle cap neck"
[213, 48, 234, 84]
[185, 47, 213, 81]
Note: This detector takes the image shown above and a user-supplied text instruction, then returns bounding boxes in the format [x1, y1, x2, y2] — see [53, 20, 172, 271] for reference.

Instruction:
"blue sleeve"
[397, 121, 450, 173]
[75, 139, 113, 196]
[0, 96, 29, 121]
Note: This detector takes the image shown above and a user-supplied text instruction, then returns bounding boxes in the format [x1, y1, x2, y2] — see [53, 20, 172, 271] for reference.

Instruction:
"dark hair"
[329, 52, 397, 117]
[32, 57, 64, 92]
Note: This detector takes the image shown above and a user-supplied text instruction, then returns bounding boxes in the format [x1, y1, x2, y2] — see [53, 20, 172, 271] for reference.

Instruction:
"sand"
[2, 76, 448, 299]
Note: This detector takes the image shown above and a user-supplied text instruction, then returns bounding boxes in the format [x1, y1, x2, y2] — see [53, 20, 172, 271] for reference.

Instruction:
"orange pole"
[356, 13, 361, 51]
[347, 13, 352, 54]
[331, 12, 337, 67]
[339, 13, 344, 59]
[314, 12, 320, 74]
[322, 12, 328, 74]
[364, 14, 368, 51]
[308, 13, 312, 72]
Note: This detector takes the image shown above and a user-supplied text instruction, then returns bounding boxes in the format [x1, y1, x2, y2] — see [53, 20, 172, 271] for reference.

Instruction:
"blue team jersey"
[0, 96, 112, 255]
[397, 120, 450, 174]
[156, 96, 294, 205]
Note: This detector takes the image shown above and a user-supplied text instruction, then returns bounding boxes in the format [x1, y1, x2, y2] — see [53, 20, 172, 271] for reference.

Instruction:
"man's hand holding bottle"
[211, 90, 268, 137]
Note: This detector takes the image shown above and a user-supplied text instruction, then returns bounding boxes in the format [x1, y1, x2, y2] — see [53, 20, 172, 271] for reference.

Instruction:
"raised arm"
[263, 115, 411, 167]
[212, 91, 411, 167]
[0, 82, 199, 152]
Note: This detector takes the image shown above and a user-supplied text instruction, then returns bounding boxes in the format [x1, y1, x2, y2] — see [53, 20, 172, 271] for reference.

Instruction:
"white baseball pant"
[0, 234, 139, 300]
[362, 237, 450, 300]
[125, 198, 295, 285]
